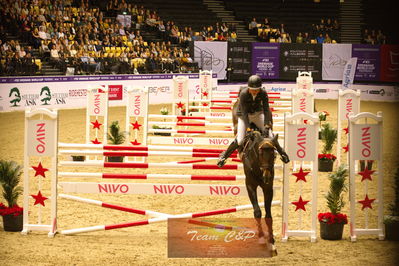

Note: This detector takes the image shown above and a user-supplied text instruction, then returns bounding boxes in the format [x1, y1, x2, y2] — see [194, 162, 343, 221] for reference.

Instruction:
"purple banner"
[251, 43, 280, 79]
[352, 44, 380, 81]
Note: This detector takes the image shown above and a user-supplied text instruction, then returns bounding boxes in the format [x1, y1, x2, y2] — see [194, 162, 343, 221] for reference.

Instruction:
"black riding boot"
[217, 139, 239, 168]
[274, 140, 290, 164]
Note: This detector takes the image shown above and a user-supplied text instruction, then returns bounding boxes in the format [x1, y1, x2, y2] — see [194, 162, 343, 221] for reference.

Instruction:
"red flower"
[318, 212, 348, 224]
[318, 153, 337, 161]
[0, 203, 23, 217]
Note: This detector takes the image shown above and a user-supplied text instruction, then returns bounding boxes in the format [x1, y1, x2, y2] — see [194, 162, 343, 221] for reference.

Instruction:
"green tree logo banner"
[9, 87, 21, 107]
[40, 86, 52, 105]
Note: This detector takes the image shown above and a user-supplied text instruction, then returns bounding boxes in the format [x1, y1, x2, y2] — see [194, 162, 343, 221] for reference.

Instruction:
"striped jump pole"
[148, 128, 234, 134]
[148, 121, 232, 127]
[59, 172, 246, 181]
[59, 150, 238, 158]
[59, 161, 244, 170]
[58, 143, 234, 154]
[59, 194, 167, 217]
[60, 202, 268, 235]
[148, 114, 232, 120]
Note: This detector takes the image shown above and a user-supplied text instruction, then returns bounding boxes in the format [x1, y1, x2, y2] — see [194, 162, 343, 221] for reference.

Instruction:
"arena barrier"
[348, 112, 384, 241]
[282, 112, 319, 242]
[22, 108, 282, 236]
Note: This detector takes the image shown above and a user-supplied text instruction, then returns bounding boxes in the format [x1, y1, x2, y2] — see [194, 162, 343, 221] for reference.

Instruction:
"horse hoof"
[271, 244, 277, 256]
[258, 237, 266, 244]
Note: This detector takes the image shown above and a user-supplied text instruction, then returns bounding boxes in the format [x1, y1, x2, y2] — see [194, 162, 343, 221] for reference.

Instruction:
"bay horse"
[232, 100, 278, 252]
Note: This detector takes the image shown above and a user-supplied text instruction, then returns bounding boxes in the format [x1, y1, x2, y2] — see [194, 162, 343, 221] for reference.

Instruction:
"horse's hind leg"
[246, 185, 265, 244]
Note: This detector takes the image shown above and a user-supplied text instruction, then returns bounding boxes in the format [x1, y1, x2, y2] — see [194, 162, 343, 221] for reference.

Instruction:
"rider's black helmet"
[247, 75, 262, 90]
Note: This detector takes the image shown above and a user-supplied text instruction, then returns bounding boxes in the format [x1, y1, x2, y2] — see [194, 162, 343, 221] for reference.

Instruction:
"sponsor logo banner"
[380, 44, 399, 82]
[322, 44, 352, 81]
[251, 43, 280, 79]
[279, 43, 322, 81]
[168, 218, 272, 258]
[352, 44, 380, 81]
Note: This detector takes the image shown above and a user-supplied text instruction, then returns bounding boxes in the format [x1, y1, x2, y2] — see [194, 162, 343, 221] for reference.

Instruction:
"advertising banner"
[341, 57, 358, 90]
[352, 44, 380, 81]
[322, 44, 352, 81]
[193, 41, 228, 80]
[380, 45, 399, 82]
[279, 43, 322, 81]
[251, 43, 280, 79]
[228, 42, 251, 81]
[0, 74, 216, 112]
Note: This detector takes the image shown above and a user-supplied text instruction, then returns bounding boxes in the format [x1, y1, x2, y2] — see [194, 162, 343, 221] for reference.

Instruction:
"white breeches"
[237, 111, 271, 145]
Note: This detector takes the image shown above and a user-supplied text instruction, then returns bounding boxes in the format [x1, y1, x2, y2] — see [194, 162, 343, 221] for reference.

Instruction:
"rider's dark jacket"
[237, 87, 271, 126]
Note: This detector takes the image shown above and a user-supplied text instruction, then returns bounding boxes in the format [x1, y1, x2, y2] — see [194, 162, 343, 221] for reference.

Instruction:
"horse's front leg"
[262, 181, 277, 254]
[246, 183, 265, 244]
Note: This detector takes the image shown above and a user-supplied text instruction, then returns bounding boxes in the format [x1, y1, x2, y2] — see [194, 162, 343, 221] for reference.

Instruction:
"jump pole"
[282, 112, 319, 242]
[348, 112, 384, 241]
[60, 202, 267, 235]
[22, 108, 58, 237]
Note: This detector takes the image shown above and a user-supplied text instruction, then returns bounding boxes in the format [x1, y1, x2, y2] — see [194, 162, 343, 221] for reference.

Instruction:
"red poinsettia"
[0, 202, 23, 217]
[318, 153, 337, 161]
[318, 212, 348, 224]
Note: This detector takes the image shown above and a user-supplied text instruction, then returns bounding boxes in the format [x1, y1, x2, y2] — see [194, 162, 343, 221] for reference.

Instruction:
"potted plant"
[384, 167, 399, 241]
[107, 121, 127, 162]
[318, 110, 330, 139]
[318, 164, 348, 240]
[153, 107, 172, 136]
[318, 123, 337, 172]
[0, 160, 23, 232]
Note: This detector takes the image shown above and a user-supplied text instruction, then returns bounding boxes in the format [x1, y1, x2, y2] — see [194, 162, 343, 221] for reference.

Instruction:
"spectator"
[249, 18, 258, 35]
[296, 32, 303, 43]
[316, 33, 325, 44]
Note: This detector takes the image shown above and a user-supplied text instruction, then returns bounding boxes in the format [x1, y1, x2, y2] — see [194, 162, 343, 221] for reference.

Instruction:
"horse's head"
[242, 131, 277, 184]
[258, 133, 277, 182]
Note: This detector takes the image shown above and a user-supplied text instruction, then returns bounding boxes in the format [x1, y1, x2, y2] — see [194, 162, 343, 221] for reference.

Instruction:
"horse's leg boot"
[274, 141, 290, 164]
[265, 217, 274, 244]
[217, 139, 239, 168]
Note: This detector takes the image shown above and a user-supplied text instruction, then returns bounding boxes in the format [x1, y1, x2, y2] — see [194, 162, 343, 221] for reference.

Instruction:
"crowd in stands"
[0, 0, 205, 76]
[0, 0, 393, 77]
[249, 17, 340, 44]
[361, 28, 387, 45]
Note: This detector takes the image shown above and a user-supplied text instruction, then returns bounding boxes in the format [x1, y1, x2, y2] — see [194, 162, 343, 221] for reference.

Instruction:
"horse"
[232, 100, 278, 252]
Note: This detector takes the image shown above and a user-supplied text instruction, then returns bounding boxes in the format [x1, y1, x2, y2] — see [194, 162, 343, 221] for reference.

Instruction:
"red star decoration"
[358, 194, 376, 210]
[343, 127, 349, 135]
[32, 162, 49, 178]
[202, 91, 208, 97]
[292, 196, 310, 211]
[91, 120, 102, 129]
[91, 138, 101, 144]
[292, 167, 310, 182]
[343, 144, 349, 153]
[358, 168, 375, 182]
[131, 121, 142, 130]
[202, 102, 209, 107]
[303, 119, 308, 124]
[176, 102, 185, 109]
[31, 191, 48, 206]
[177, 116, 184, 122]
[130, 140, 141, 145]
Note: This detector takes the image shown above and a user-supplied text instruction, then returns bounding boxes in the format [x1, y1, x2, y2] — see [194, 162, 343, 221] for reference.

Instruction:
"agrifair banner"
[322, 44, 352, 81]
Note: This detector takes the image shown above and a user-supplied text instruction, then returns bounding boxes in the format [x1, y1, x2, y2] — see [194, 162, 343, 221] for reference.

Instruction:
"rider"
[217, 75, 290, 167]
